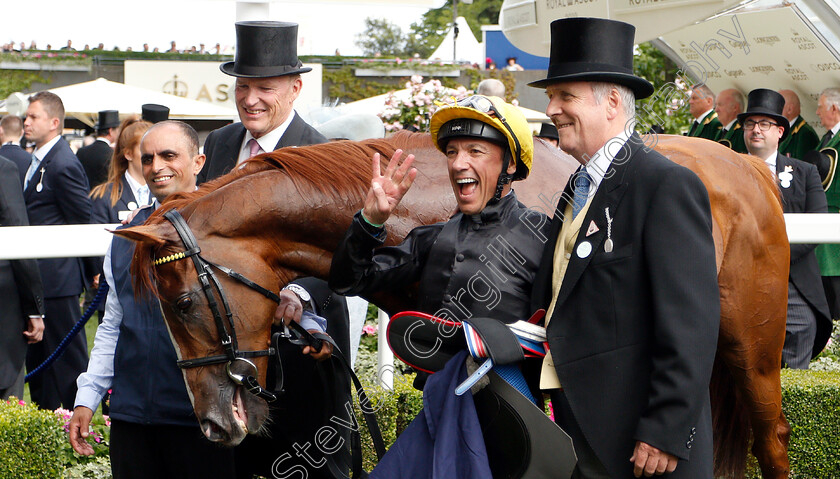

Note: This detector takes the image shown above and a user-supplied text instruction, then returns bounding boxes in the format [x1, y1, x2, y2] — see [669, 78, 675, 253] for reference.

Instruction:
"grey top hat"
[142, 104, 170, 124]
[96, 110, 120, 130]
[737, 89, 790, 141]
[528, 17, 654, 99]
[221, 21, 312, 78]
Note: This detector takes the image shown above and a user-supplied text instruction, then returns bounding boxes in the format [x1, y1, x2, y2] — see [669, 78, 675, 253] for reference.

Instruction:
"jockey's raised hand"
[363, 149, 417, 226]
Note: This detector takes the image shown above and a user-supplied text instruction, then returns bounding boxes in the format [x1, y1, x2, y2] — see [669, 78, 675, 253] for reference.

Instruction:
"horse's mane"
[130, 131, 434, 297]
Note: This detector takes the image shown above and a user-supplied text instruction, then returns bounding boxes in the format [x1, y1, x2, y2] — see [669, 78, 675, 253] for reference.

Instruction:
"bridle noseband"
[155, 208, 310, 402]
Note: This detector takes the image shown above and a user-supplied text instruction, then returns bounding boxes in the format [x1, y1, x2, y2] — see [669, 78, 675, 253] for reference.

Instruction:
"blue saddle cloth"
[370, 350, 491, 479]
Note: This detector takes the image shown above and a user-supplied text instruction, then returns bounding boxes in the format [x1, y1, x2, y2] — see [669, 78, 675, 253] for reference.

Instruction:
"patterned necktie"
[819, 130, 834, 149]
[571, 169, 592, 220]
[248, 138, 262, 158]
[137, 184, 150, 206]
[23, 154, 40, 190]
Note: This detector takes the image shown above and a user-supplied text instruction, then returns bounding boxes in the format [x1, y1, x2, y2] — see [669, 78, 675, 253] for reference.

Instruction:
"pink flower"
[363, 324, 378, 335]
[18, 400, 25, 406]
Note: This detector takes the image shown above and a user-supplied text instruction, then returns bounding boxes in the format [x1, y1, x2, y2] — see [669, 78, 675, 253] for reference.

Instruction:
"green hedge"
[0, 398, 64, 479]
[748, 370, 840, 478]
[361, 371, 840, 476]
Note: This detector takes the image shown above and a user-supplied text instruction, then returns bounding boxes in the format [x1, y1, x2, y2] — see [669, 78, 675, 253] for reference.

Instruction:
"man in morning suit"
[197, 21, 349, 479]
[197, 21, 327, 184]
[76, 110, 119, 190]
[0, 115, 32, 187]
[0, 156, 45, 400]
[529, 18, 720, 478]
[810, 87, 840, 321]
[779, 89, 819, 160]
[714, 88, 747, 153]
[22, 91, 93, 410]
[741, 88, 831, 368]
[687, 84, 721, 140]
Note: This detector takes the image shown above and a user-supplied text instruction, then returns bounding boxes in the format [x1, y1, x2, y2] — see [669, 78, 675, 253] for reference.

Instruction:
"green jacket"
[687, 111, 722, 141]
[815, 129, 840, 275]
[715, 122, 748, 154]
[780, 116, 819, 160]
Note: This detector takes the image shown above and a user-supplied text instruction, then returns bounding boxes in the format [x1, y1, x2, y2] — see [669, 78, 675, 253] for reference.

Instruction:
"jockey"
[330, 94, 546, 332]
[329, 96, 556, 477]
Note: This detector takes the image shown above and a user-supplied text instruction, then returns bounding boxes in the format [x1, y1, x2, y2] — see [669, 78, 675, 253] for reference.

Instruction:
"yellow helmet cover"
[430, 95, 534, 180]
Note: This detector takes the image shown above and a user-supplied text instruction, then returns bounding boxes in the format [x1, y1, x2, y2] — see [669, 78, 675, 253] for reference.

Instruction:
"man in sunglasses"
[742, 88, 831, 369]
[528, 18, 719, 478]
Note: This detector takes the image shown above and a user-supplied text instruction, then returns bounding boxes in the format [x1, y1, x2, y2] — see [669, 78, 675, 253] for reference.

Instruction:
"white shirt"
[582, 127, 633, 191]
[95, 137, 111, 147]
[722, 119, 737, 131]
[123, 171, 150, 207]
[32, 135, 61, 161]
[237, 111, 297, 164]
[764, 150, 779, 176]
[830, 120, 840, 136]
[695, 109, 714, 124]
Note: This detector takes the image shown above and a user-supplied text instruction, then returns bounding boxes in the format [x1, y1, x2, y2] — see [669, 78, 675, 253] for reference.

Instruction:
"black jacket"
[76, 139, 112, 190]
[0, 144, 32, 188]
[23, 137, 92, 298]
[775, 153, 832, 357]
[330, 192, 548, 324]
[531, 133, 719, 478]
[0, 157, 44, 389]
[198, 113, 327, 184]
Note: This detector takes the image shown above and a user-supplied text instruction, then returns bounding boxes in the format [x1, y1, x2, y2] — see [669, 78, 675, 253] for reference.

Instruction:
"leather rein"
[155, 208, 322, 402]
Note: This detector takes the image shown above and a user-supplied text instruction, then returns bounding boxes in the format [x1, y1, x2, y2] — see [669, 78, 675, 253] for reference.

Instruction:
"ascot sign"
[124, 60, 323, 110]
[500, 0, 745, 56]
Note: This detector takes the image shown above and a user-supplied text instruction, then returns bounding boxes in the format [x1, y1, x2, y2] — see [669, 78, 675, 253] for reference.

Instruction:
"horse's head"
[113, 208, 284, 446]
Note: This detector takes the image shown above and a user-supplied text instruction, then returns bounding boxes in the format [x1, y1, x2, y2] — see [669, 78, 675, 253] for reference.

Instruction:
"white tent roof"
[11, 78, 237, 127]
[429, 16, 483, 65]
[339, 89, 549, 126]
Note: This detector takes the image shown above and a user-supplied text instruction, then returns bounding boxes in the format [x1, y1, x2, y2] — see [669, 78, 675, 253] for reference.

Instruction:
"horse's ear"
[111, 224, 169, 246]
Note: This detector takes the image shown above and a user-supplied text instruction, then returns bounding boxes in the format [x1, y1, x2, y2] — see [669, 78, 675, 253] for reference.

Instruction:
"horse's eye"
[176, 296, 193, 312]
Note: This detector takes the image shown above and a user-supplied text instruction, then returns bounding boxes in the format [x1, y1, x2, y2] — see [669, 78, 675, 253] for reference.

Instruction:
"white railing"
[3, 214, 839, 379]
[2, 214, 839, 260]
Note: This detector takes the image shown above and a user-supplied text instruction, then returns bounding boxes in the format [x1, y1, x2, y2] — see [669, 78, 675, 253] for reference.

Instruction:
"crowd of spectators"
[1, 39, 232, 55]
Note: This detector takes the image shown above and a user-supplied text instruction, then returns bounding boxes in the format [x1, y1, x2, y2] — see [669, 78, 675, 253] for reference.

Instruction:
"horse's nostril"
[201, 419, 229, 443]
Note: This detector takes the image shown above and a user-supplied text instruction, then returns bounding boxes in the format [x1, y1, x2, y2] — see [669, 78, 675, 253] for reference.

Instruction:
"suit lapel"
[776, 153, 795, 211]
[24, 141, 58, 200]
[119, 176, 137, 208]
[218, 125, 246, 174]
[552, 137, 635, 309]
[276, 112, 303, 150]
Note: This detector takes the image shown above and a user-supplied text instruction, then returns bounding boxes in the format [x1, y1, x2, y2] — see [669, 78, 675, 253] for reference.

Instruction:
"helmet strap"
[491, 150, 514, 203]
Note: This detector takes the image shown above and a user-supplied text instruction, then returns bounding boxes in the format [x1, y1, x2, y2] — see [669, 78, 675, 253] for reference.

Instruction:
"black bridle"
[156, 208, 386, 477]
[156, 208, 321, 402]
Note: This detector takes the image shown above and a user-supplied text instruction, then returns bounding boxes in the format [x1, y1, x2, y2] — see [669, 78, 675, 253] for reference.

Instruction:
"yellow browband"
[154, 251, 187, 266]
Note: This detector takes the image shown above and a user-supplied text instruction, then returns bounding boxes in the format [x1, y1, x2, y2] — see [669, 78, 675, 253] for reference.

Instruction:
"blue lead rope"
[25, 282, 109, 382]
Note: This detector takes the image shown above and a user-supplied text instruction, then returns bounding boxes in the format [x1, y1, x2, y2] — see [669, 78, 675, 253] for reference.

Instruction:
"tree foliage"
[359, 0, 503, 59]
[633, 42, 694, 135]
[356, 18, 407, 56]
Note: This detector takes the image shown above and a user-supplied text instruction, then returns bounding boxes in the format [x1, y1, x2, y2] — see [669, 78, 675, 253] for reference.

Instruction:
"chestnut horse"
[115, 132, 790, 478]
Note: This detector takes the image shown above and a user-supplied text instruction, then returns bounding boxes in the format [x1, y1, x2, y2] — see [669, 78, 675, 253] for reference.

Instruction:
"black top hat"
[96, 110, 120, 130]
[536, 122, 559, 141]
[737, 89, 790, 141]
[221, 21, 312, 78]
[141, 104, 169, 124]
[528, 17, 654, 99]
